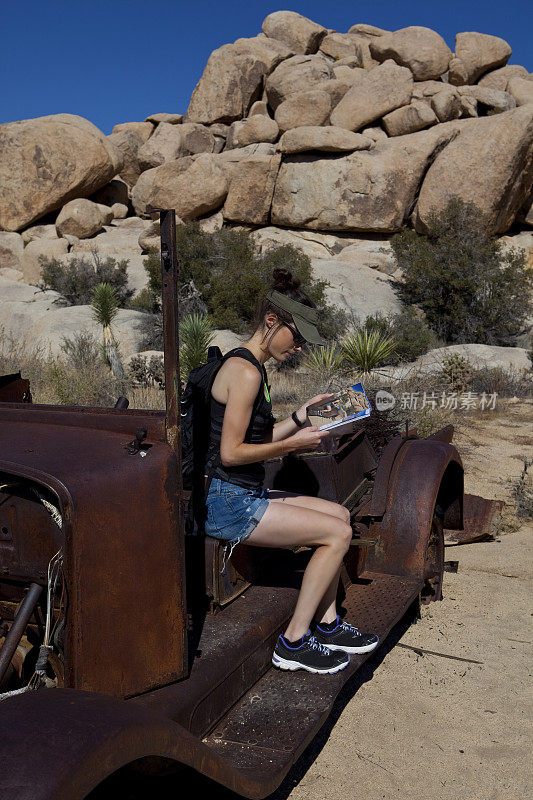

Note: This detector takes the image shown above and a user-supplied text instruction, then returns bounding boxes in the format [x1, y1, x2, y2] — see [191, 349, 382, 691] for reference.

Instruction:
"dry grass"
[0, 329, 129, 408]
[2, 334, 532, 430]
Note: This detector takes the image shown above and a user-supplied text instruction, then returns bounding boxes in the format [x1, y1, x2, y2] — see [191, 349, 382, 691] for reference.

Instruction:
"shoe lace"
[308, 635, 331, 655]
[339, 620, 360, 634]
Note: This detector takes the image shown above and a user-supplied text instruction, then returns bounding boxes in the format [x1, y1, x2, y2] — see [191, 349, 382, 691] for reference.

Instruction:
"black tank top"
[205, 347, 276, 489]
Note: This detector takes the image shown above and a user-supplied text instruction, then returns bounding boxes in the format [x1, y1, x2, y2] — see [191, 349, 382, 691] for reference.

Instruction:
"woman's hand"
[284, 426, 329, 454]
[295, 393, 335, 423]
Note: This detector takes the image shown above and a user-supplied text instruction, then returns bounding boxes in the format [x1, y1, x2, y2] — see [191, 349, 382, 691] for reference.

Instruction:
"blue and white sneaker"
[312, 616, 379, 655]
[272, 631, 350, 674]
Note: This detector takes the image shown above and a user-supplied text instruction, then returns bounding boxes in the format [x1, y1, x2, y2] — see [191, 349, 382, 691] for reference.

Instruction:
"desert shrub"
[48, 330, 124, 405]
[147, 355, 165, 388]
[364, 308, 438, 365]
[512, 458, 533, 519]
[137, 224, 347, 349]
[439, 354, 474, 392]
[140, 247, 162, 299]
[16, 330, 123, 406]
[411, 403, 451, 439]
[391, 197, 533, 345]
[469, 365, 533, 398]
[137, 313, 164, 351]
[39, 250, 132, 306]
[59, 330, 102, 371]
[47, 356, 124, 406]
[0, 328, 51, 400]
[128, 354, 165, 389]
[127, 287, 160, 314]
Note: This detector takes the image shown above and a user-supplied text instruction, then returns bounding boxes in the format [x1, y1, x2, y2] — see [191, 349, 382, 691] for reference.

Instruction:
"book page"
[306, 383, 371, 431]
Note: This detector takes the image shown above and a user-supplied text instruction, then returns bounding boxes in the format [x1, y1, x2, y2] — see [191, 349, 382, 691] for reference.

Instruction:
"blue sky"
[2, 0, 532, 134]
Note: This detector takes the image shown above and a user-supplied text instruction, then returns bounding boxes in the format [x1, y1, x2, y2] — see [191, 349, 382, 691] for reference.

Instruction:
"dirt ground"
[270, 399, 533, 800]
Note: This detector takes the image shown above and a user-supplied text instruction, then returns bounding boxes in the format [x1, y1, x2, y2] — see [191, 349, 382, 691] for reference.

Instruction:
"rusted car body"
[0, 211, 490, 799]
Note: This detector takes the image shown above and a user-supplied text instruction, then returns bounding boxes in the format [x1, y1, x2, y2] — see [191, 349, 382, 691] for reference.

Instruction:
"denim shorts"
[205, 477, 270, 549]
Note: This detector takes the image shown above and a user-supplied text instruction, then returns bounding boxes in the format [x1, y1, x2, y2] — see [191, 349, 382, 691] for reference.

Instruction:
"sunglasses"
[282, 321, 306, 347]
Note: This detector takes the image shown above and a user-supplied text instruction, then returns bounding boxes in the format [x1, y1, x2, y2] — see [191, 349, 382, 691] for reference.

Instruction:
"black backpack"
[180, 345, 264, 535]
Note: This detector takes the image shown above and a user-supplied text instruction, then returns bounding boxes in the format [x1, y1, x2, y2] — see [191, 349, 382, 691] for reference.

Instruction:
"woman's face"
[265, 314, 304, 361]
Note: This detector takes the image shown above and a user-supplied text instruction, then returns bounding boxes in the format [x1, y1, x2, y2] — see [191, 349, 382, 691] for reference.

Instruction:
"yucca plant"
[179, 313, 214, 380]
[301, 342, 345, 388]
[340, 329, 396, 375]
[90, 282, 124, 378]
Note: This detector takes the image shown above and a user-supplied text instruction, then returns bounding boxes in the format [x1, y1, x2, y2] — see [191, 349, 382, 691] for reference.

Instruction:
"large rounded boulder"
[0, 114, 123, 232]
[415, 106, 533, 234]
[369, 26, 452, 81]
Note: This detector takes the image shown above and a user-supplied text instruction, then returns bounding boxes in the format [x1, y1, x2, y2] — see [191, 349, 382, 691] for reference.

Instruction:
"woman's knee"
[327, 521, 352, 553]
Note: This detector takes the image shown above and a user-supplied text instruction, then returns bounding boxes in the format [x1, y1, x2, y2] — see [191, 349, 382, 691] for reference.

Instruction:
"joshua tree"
[90, 282, 124, 378]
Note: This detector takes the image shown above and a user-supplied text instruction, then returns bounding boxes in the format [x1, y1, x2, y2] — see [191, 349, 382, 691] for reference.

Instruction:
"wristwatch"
[292, 410, 304, 428]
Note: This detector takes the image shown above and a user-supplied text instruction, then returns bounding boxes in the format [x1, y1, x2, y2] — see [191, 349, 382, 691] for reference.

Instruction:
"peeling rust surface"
[445, 493, 504, 545]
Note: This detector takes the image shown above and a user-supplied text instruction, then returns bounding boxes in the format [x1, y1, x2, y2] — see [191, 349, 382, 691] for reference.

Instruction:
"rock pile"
[1, 12, 532, 358]
[1, 12, 531, 245]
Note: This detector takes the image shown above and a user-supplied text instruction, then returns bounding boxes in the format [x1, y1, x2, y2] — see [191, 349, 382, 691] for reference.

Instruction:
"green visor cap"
[265, 290, 327, 346]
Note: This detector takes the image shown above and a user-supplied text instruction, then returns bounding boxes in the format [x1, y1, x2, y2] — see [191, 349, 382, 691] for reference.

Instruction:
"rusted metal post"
[159, 209, 181, 455]
[0, 582, 43, 685]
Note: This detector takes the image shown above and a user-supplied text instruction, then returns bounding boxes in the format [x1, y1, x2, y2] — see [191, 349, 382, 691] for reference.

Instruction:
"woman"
[204, 269, 379, 674]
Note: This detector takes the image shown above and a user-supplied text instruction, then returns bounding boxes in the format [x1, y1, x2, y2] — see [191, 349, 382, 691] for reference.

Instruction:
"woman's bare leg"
[267, 489, 351, 524]
[245, 501, 351, 640]
[314, 566, 342, 625]
[267, 493, 349, 627]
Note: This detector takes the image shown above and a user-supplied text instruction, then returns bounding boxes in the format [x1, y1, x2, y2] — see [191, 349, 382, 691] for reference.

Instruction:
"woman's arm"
[268, 413, 308, 443]
[266, 392, 334, 443]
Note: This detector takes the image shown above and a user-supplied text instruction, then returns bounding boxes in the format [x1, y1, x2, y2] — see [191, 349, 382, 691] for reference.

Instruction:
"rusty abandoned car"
[0, 211, 497, 799]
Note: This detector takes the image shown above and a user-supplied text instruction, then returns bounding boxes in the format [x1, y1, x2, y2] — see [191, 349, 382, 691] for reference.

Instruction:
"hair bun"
[271, 267, 301, 293]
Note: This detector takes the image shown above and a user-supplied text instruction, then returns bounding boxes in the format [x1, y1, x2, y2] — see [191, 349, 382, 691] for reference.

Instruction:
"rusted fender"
[370, 426, 455, 517]
[365, 439, 464, 580]
[0, 688, 269, 800]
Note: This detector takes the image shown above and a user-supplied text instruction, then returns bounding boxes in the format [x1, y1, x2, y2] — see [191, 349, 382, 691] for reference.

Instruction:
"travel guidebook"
[306, 383, 371, 434]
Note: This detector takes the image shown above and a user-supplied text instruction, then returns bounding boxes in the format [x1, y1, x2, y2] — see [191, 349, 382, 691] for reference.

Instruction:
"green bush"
[391, 198, 533, 345]
[363, 307, 438, 365]
[138, 224, 347, 347]
[39, 250, 133, 306]
[137, 314, 163, 351]
[126, 286, 160, 314]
